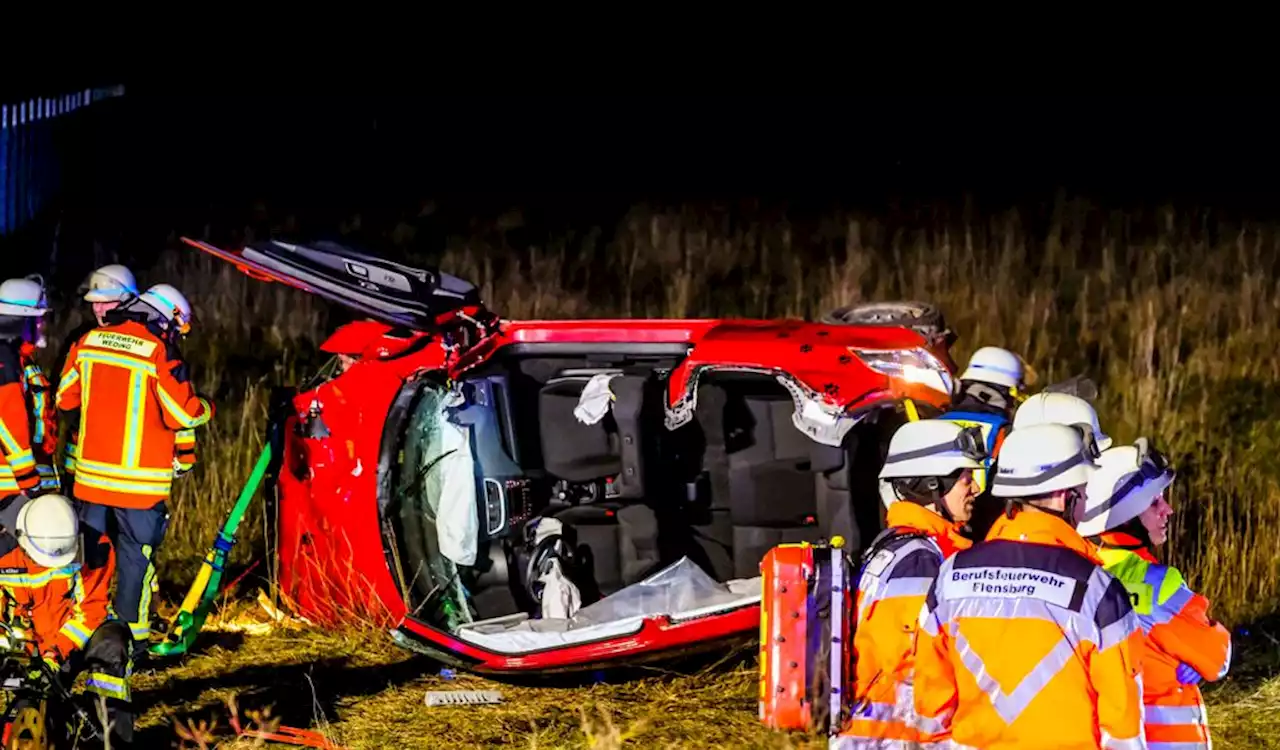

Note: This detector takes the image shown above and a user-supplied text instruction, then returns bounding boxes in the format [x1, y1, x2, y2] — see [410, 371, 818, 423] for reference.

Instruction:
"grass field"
[33, 195, 1280, 747]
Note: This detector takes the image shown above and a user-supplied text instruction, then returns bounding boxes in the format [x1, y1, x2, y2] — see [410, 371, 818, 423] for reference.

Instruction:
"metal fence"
[0, 84, 125, 237]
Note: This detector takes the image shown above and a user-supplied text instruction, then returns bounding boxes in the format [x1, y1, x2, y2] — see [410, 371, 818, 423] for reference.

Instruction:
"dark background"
[11, 90, 1280, 282]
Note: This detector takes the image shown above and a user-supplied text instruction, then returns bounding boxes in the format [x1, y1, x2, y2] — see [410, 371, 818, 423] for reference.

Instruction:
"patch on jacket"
[84, 330, 158, 357]
[0, 567, 27, 575]
[863, 549, 895, 578]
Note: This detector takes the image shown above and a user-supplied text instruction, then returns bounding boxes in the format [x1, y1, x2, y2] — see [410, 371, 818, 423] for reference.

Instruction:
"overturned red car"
[184, 237, 960, 675]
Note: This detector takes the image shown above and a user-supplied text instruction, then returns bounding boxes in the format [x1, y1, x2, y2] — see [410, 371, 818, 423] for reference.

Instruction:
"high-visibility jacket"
[55, 316, 213, 509]
[0, 341, 41, 497]
[914, 508, 1147, 749]
[1096, 531, 1231, 749]
[54, 318, 96, 478]
[18, 341, 58, 492]
[836, 502, 971, 746]
[0, 540, 110, 661]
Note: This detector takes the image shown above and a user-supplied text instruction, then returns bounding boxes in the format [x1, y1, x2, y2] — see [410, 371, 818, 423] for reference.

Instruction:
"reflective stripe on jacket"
[914, 509, 1147, 749]
[175, 428, 196, 471]
[55, 319, 213, 508]
[837, 502, 971, 746]
[19, 343, 58, 491]
[0, 340, 41, 496]
[0, 541, 110, 660]
[54, 319, 96, 478]
[1097, 531, 1231, 749]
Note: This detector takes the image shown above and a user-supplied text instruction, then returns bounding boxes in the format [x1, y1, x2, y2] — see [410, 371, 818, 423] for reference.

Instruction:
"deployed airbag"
[454, 557, 761, 655]
[433, 406, 479, 567]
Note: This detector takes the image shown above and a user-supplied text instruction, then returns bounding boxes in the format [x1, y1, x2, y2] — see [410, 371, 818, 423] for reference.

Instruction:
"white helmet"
[959, 346, 1025, 390]
[1077, 439, 1175, 538]
[1013, 392, 1113, 451]
[138, 283, 193, 334]
[0, 277, 49, 317]
[15, 493, 79, 569]
[80, 264, 138, 303]
[991, 422, 1101, 499]
[879, 420, 987, 509]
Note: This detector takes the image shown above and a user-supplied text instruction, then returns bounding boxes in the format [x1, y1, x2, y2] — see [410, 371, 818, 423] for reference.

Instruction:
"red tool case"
[758, 539, 854, 735]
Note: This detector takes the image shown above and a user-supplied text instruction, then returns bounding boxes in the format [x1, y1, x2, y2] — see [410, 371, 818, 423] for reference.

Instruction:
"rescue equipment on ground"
[757, 537, 852, 734]
[150, 444, 272, 657]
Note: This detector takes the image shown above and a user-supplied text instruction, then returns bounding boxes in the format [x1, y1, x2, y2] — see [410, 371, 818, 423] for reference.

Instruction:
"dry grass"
[129, 613, 1277, 749]
[31, 194, 1280, 746]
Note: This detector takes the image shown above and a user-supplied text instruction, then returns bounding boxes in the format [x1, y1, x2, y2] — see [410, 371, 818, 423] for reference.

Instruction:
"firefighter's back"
[67, 318, 195, 508]
[921, 533, 1141, 748]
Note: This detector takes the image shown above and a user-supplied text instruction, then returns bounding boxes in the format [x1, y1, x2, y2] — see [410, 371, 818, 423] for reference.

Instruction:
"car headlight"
[849, 347, 955, 397]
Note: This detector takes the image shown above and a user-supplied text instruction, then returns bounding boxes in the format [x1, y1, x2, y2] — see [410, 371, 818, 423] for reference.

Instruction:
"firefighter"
[0, 492, 134, 747]
[838, 419, 986, 746]
[0, 276, 59, 496]
[1080, 439, 1231, 748]
[936, 346, 1027, 539]
[56, 264, 146, 489]
[913, 423, 1146, 749]
[56, 283, 214, 655]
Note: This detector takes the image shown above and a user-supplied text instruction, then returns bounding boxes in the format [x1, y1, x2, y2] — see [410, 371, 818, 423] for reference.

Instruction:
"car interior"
[383, 341, 902, 634]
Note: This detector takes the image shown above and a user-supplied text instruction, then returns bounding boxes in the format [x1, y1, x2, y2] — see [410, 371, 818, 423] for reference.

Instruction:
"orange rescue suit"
[55, 320, 213, 509]
[0, 541, 110, 661]
[0, 341, 41, 497]
[1096, 530, 1231, 749]
[838, 502, 971, 745]
[914, 508, 1147, 749]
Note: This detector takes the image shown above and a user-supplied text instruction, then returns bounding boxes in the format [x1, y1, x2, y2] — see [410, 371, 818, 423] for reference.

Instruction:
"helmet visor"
[883, 425, 989, 469]
[1070, 423, 1102, 462]
[1112, 438, 1176, 503]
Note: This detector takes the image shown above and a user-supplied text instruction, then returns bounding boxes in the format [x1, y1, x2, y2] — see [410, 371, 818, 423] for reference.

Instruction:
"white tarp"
[454, 557, 761, 655]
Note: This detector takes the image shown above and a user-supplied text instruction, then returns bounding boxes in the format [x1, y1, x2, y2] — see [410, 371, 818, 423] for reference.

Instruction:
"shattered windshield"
[397, 384, 479, 631]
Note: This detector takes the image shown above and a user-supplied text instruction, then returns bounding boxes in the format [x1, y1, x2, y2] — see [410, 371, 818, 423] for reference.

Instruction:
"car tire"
[820, 300, 949, 340]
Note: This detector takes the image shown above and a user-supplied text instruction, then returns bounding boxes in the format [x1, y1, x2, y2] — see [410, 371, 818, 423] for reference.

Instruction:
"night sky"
[10, 90, 1280, 277]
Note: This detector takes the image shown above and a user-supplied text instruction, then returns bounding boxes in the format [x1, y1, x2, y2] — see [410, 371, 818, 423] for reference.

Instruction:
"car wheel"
[821, 301, 949, 340]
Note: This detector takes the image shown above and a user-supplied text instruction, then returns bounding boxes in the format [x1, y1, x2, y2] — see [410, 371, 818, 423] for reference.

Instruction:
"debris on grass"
[423, 690, 503, 707]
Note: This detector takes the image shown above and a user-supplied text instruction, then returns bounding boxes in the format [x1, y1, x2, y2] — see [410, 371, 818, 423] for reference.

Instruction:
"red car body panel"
[183, 237, 958, 673]
[276, 351, 435, 627]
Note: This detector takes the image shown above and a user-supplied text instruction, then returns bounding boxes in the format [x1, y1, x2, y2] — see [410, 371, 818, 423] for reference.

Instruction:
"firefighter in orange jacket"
[0, 492, 135, 747]
[1081, 439, 1230, 749]
[0, 278, 50, 500]
[55, 264, 187, 492]
[914, 423, 1146, 749]
[837, 419, 987, 746]
[1, 276, 61, 495]
[56, 283, 213, 653]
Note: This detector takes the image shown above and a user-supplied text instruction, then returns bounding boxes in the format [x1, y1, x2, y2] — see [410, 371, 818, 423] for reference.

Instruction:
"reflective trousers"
[76, 499, 170, 644]
[60, 619, 135, 747]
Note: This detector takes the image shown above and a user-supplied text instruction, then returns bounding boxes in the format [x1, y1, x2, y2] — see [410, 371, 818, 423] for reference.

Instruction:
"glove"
[1176, 662, 1203, 685]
